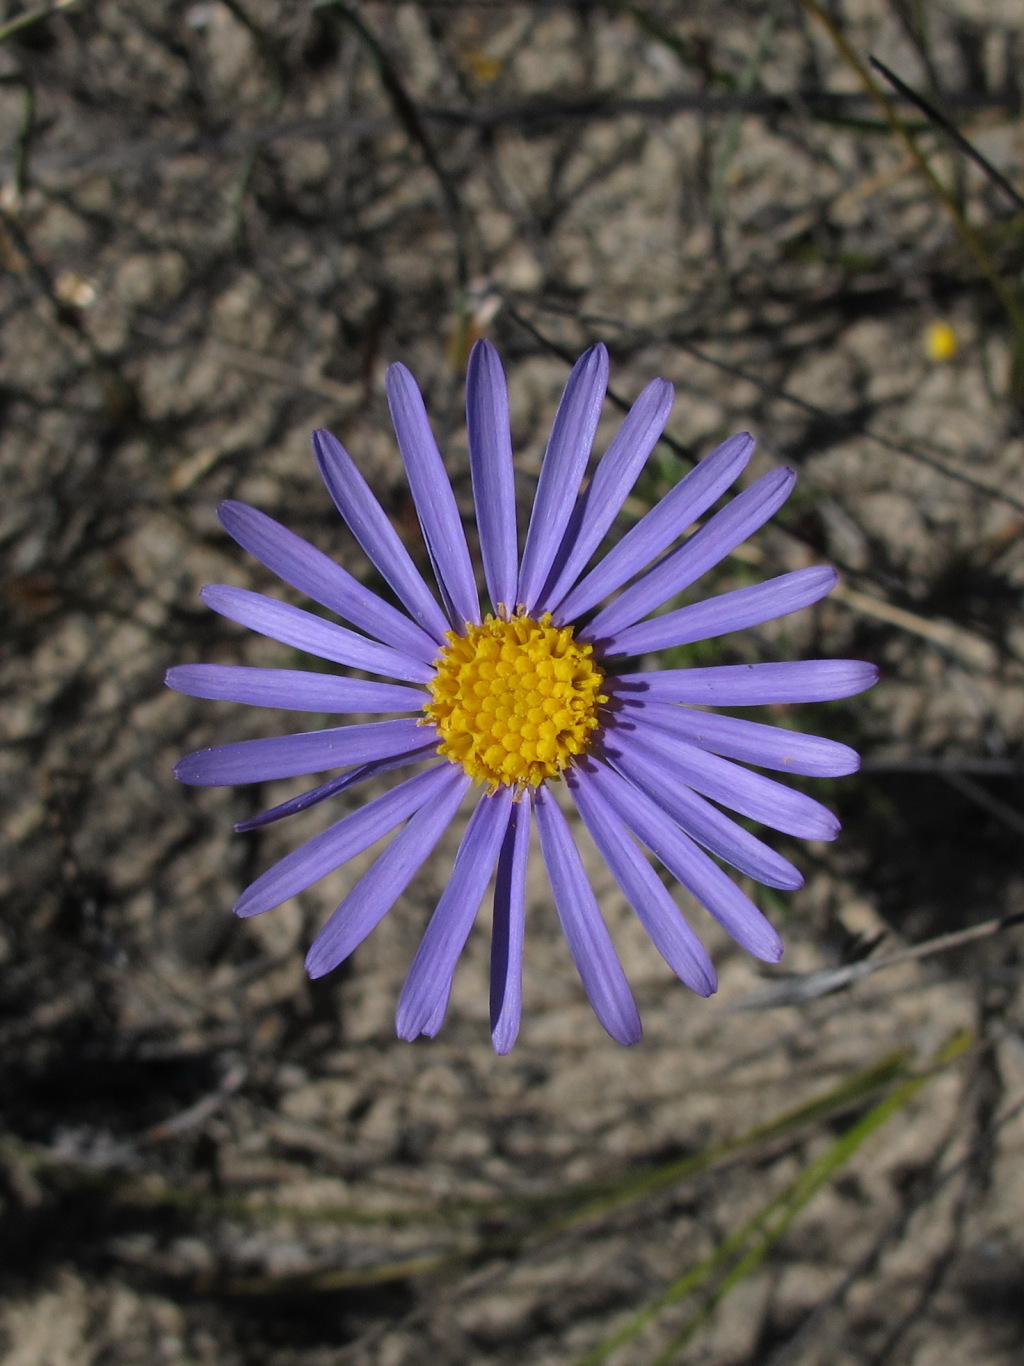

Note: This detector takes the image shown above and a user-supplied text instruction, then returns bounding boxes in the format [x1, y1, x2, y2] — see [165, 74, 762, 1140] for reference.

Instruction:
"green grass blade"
[576, 1030, 971, 1366]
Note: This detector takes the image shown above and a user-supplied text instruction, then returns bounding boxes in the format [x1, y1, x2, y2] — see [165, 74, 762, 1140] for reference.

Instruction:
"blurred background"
[2, 2, 1023, 1363]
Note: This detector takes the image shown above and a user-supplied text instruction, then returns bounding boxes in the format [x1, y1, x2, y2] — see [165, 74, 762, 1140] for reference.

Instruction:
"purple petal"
[567, 768, 717, 995]
[490, 797, 531, 1054]
[305, 771, 470, 978]
[312, 430, 449, 642]
[533, 785, 642, 1045]
[234, 762, 462, 918]
[600, 729, 804, 888]
[614, 700, 859, 777]
[466, 341, 518, 613]
[166, 664, 426, 714]
[218, 501, 439, 664]
[517, 345, 610, 612]
[539, 378, 675, 613]
[233, 744, 438, 832]
[599, 566, 838, 657]
[587, 466, 796, 640]
[420, 978, 452, 1040]
[200, 585, 434, 684]
[554, 432, 753, 624]
[396, 787, 514, 1040]
[583, 758, 783, 962]
[603, 725, 838, 841]
[613, 659, 879, 706]
[385, 364, 480, 629]
[174, 718, 430, 786]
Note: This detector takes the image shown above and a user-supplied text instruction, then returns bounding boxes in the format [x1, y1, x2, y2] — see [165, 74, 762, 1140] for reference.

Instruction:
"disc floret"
[425, 613, 607, 789]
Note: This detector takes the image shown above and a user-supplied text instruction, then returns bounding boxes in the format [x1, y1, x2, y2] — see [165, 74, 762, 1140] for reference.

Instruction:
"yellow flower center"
[425, 613, 607, 790]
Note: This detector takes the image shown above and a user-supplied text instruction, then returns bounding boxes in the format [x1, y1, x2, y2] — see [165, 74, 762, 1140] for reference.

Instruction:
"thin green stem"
[575, 1030, 971, 1366]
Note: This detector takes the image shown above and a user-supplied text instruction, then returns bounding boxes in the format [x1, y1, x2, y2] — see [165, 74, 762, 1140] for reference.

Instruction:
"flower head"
[168, 342, 876, 1051]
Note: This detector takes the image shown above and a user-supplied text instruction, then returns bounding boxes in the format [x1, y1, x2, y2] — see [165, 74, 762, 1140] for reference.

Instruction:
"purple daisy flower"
[168, 342, 876, 1052]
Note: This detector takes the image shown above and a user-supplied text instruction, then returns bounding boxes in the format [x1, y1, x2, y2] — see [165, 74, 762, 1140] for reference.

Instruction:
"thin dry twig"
[869, 56, 1024, 214]
[728, 911, 1024, 1010]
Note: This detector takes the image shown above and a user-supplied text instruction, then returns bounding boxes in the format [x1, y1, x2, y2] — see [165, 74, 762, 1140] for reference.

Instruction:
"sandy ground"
[2, 2, 1024, 1363]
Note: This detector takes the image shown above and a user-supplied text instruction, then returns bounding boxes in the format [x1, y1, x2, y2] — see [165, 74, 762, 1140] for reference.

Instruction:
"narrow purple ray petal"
[420, 975, 453, 1041]
[305, 772, 471, 979]
[466, 340, 517, 612]
[396, 788, 513, 1041]
[616, 700, 859, 777]
[584, 758, 783, 962]
[166, 665, 426, 714]
[604, 725, 838, 841]
[386, 363, 480, 629]
[568, 769, 717, 996]
[539, 378, 674, 613]
[517, 344, 610, 612]
[599, 566, 838, 658]
[600, 731, 804, 888]
[554, 432, 753, 624]
[533, 785, 642, 1045]
[613, 659, 879, 706]
[218, 501, 439, 663]
[174, 718, 429, 786]
[234, 762, 459, 918]
[586, 466, 796, 640]
[200, 585, 434, 684]
[233, 744, 438, 832]
[313, 430, 449, 642]
[490, 796, 531, 1055]
[570, 775, 720, 999]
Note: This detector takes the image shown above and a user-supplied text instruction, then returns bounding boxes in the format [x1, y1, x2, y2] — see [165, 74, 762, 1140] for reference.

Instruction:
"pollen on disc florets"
[424, 612, 608, 790]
